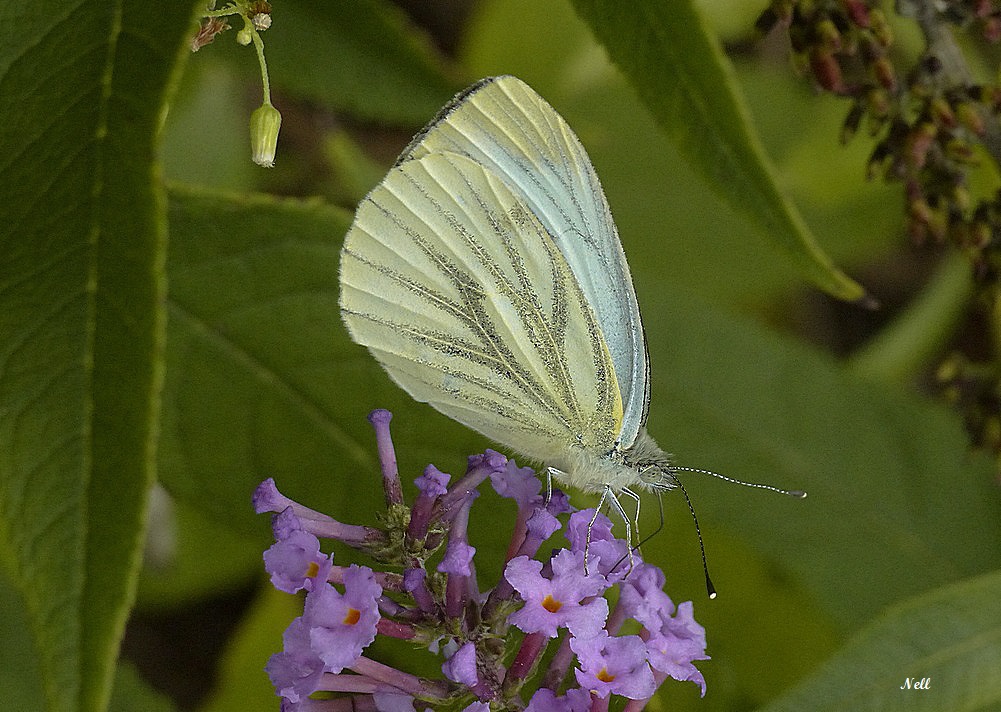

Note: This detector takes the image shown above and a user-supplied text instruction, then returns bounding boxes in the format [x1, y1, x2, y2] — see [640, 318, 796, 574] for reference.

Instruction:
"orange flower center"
[596, 667, 616, 683]
[343, 608, 361, 625]
[305, 561, 319, 578]
[542, 594, 563, 613]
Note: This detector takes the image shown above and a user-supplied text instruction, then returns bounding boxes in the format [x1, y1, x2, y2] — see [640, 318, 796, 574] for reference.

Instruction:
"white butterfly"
[339, 76, 802, 592]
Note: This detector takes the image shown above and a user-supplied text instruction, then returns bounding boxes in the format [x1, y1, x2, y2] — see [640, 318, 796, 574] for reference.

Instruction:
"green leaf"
[757, 570, 1001, 712]
[0, 569, 45, 709]
[0, 2, 197, 710]
[633, 282, 1001, 628]
[569, 0, 869, 303]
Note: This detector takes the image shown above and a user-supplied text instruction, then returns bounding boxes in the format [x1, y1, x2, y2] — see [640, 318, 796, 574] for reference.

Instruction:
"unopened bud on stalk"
[250, 102, 281, 167]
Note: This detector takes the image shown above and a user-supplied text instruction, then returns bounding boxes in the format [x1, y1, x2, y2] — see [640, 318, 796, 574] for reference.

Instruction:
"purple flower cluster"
[254, 410, 709, 711]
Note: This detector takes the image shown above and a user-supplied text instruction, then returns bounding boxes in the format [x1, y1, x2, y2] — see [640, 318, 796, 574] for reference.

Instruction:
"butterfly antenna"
[674, 467, 807, 499]
[634, 491, 665, 551]
[674, 477, 716, 600]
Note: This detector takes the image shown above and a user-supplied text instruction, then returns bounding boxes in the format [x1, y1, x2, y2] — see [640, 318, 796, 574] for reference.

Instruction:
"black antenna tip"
[706, 573, 717, 600]
[788, 489, 808, 499]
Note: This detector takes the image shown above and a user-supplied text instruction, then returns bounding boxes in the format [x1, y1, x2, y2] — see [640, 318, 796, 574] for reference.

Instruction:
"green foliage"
[1, 0, 999, 711]
[759, 570, 1001, 712]
[0, 1, 196, 710]
[570, 0, 868, 303]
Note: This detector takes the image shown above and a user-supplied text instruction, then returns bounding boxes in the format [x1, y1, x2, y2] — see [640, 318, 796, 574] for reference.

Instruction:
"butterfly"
[339, 76, 804, 595]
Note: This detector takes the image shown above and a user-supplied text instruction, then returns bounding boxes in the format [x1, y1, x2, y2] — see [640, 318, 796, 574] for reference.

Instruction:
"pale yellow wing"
[340, 151, 623, 462]
[400, 76, 649, 448]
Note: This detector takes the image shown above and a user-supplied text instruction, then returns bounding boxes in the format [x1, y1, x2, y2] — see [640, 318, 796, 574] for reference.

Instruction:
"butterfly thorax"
[549, 427, 678, 494]
[619, 428, 679, 492]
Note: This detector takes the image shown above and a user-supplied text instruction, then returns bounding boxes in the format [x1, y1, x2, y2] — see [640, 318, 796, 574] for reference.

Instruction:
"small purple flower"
[509, 506, 563, 560]
[438, 489, 478, 578]
[490, 458, 544, 508]
[403, 567, 435, 613]
[618, 561, 674, 630]
[571, 630, 656, 700]
[438, 538, 476, 576]
[441, 641, 478, 686]
[467, 449, 509, 475]
[409, 464, 452, 542]
[525, 686, 592, 712]
[303, 565, 382, 672]
[525, 507, 561, 542]
[461, 702, 490, 712]
[255, 479, 381, 545]
[565, 509, 633, 582]
[505, 549, 609, 639]
[415, 465, 450, 498]
[265, 618, 324, 703]
[263, 509, 332, 593]
[644, 600, 709, 696]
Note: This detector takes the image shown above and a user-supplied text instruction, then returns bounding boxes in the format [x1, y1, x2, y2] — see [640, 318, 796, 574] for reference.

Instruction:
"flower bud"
[970, 220, 992, 249]
[816, 19, 842, 52]
[872, 56, 897, 92]
[956, 102, 986, 136]
[870, 9, 893, 47]
[842, 0, 870, 28]
[909, 197, 933, 227]
[905, 122, 937, 170]
[866, 87, 890, 120]
[236, 27, 253, 45]
[810, 47, 846, 93]
[250, 102, 282, 167]
[929, 97, 955, 129]
[953, 185, 972, 215]
[984, 16, 1001, 43]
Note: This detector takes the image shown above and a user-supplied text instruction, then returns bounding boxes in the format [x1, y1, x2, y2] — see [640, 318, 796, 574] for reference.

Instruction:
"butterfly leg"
[544, 466, 561, 506]
[585, 485, 635, 574]
[619, 486, 642, 549]
[585, 487, 608, 574]
[603, 486, 636, 573]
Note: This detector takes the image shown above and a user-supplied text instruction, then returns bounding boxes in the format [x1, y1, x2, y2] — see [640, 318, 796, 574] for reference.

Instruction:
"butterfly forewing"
[396, 76, 649, 448]
[341, 152, 624, 462]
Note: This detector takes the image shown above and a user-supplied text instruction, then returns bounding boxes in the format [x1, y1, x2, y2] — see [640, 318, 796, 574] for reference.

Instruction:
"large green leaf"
[635, 282, 1001, 628]
[0, 1, 196, 710]
[758, 570, 1001, 712]
[570, 0, 868, 303]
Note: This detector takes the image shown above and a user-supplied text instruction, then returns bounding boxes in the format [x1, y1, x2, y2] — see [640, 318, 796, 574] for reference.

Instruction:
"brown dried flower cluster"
[757, 0, 1001, 470]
